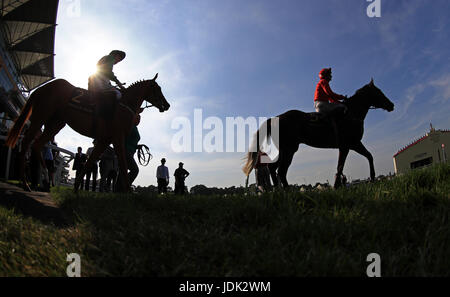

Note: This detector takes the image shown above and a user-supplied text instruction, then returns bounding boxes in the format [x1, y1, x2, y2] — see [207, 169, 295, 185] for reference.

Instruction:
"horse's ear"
[153, 73, 158, 81]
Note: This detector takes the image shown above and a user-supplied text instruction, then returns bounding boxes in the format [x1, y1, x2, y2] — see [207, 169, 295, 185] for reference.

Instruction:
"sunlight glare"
[65, 32, 119, 88]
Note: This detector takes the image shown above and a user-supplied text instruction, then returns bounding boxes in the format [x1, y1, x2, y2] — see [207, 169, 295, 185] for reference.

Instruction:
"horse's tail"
[242, 151, 258, 177]
[242, 118, 272, 176]
[5, 95, 34, 148]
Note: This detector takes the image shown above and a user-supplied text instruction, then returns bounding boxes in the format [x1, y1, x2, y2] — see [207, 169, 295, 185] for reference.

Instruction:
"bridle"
[142, 101, 154, 110]
[117, 84, 164, 115]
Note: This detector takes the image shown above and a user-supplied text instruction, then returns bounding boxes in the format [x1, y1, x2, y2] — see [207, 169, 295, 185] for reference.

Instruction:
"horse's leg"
[277, 150, 295, 188]
[351, 142, 375, 182]
[112, 138, 131, 193]
[18, 122, 45, 191]
[334, 147, 349, 189]
[32, 119, 66, 190]
[268, 161, 279, 188]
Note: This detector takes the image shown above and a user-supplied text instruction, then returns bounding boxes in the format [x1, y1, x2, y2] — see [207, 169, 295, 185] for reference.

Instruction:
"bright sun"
[68, 43, 109, 88]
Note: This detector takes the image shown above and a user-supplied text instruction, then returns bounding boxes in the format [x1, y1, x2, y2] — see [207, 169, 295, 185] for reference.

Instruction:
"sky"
[52, 0, 450, 188]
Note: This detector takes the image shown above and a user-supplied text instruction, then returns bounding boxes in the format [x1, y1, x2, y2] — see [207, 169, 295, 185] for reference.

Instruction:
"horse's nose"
[388, 103, 395, 112]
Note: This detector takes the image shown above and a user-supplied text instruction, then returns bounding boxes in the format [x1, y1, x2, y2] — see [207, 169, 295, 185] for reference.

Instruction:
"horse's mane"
[127, 80, 152, 91]
[347, 83, 372, 103]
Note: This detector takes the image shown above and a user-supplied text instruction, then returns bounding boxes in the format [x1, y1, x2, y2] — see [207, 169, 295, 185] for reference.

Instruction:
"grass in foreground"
[0, 164, 449, 276]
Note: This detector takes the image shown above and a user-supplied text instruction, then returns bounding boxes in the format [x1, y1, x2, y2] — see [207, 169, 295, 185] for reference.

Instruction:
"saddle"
[68, 88, 95, 113]
[68, 88, 117, 119]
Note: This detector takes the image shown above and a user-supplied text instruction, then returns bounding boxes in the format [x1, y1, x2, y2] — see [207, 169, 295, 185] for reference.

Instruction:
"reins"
[118, 91, 157, 116]
[137, 144, 153, 166]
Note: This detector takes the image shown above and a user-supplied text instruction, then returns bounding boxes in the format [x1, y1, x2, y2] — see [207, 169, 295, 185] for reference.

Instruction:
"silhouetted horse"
[243, 79, 394, 189]
[6, 74, 170, 192]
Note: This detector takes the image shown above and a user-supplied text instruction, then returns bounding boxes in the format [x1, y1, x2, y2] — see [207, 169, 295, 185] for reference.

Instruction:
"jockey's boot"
[331, 118, 340, 147]
[98, 92, 117, 119]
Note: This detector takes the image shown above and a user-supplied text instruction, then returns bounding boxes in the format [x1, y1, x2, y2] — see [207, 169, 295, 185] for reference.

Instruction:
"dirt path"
[0, 182, 69, 227]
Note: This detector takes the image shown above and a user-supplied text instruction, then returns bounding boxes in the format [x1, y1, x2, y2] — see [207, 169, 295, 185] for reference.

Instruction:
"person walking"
[174, 162, 190, 195]
[157, 158, 169, 194]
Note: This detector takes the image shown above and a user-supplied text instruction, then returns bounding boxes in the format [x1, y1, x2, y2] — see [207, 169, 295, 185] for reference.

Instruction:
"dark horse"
[243, 79, 394, 188]
[6, 74, 170, 192]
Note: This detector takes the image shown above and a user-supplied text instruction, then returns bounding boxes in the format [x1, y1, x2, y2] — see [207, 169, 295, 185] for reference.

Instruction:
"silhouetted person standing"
[85, 142, 99, 192]
[42, 141, 55, 191]
[73, 147, 87, 190]
[174, 162, 189, 195]
[157, 158, 169, 194]
[125, 113, 141, 185]
[117, 112, 141, 190]
[99, 145, 116, 192]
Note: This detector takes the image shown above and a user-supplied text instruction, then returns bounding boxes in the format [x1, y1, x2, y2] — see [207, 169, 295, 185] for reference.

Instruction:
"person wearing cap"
[88, 50, 126, 100]
[174, 162, 190, 195]
[314, 68, 347, 115]
[157, 158, 169, 194]
[314, 68, 348, 146]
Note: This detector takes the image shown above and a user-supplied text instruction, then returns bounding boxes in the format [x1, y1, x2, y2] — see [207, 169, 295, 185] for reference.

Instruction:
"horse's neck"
[346, 94, 369, 121]
[122, 86, 145, 112]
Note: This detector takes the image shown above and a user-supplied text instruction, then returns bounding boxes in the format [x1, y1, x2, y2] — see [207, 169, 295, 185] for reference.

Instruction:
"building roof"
[1, 0, 59, 91]
[393, 129, 450, 158]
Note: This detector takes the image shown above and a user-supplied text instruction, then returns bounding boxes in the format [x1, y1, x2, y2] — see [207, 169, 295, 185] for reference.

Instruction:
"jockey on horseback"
[314, 68, 347, 115]
[88, 50, 126, 99]
[314, 68, 347, 146]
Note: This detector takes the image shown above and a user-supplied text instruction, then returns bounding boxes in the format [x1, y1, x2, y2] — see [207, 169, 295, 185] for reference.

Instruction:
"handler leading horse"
[6, 74, 170, 192]
[243, 79, 394, 189]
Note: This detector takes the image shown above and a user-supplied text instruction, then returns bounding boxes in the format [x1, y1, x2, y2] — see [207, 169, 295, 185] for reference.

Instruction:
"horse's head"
[143, 74, 170, 113]
[359, 79, 395, 112]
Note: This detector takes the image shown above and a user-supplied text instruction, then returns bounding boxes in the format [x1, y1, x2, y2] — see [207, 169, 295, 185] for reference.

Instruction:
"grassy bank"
[1, 164, 449, 276]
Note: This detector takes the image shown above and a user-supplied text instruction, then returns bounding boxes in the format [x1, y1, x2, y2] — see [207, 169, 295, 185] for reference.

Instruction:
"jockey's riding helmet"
[110, 50, 126, 62]
[319, 68, 332, 80]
